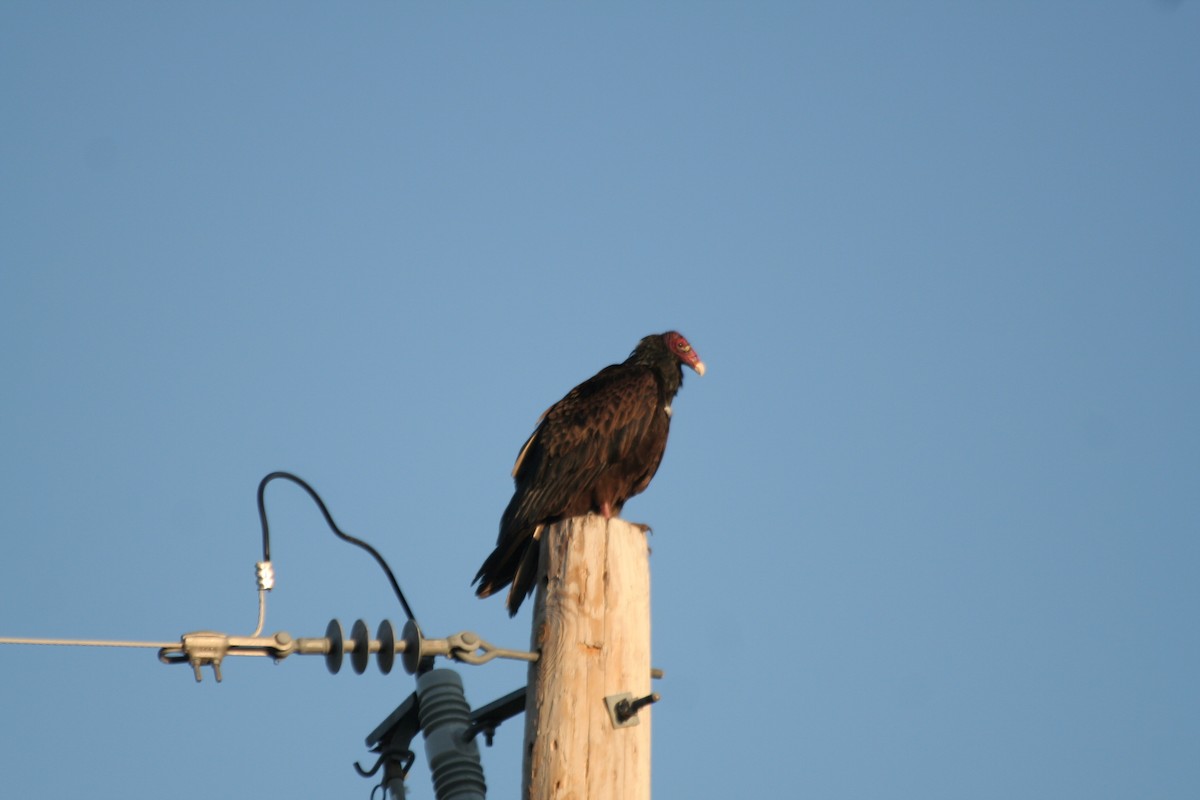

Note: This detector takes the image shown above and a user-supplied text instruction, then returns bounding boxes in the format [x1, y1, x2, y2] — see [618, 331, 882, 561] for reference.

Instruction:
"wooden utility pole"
[522, 515, 652, 800]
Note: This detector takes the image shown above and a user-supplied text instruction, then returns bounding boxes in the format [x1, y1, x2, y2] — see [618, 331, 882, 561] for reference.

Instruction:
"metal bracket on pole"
[362, 677, 524, 799]
[360, 692, 421, 800]
[604, 691, 661, 729]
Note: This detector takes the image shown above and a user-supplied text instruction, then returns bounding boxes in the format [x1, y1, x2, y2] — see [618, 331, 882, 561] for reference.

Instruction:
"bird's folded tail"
[473, 523, 545, 616]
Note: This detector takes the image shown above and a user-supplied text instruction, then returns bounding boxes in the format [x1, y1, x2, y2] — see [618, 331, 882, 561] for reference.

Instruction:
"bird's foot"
[631, 522, 653, 535]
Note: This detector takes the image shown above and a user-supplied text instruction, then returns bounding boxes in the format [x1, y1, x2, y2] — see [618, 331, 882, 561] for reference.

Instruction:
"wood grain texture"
[523, 515, 652, 800]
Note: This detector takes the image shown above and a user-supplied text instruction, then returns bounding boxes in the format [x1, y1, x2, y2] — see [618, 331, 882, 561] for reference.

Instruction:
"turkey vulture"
[474, 331, 705, 615]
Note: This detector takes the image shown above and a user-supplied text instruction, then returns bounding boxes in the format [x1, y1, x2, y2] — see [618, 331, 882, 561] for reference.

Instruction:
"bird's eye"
[678, 342, 690, 352]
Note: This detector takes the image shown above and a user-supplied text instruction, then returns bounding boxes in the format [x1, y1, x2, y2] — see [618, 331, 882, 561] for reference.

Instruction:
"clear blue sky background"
[2, 3, 1197, 798]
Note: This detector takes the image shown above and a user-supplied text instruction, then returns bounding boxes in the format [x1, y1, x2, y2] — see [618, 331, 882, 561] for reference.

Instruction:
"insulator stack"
[417, 669, 487, 800]
[323, 619, 403, 675]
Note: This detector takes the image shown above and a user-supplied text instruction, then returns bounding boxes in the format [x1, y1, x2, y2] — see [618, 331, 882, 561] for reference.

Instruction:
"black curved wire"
[257, 471, 417, 624]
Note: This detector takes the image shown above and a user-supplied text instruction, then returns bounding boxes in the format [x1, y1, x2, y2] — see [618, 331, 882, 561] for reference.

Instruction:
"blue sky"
[2, 2, 1197, 798]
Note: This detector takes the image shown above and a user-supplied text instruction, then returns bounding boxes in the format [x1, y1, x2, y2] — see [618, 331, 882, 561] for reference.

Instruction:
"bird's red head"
[663, 331, 706, 376]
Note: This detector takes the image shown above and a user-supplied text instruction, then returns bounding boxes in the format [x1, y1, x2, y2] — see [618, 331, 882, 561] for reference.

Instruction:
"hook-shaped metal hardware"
[447, 630, 539, 665]
[354, 753, 385, 778]
[354, 750, 415, 780]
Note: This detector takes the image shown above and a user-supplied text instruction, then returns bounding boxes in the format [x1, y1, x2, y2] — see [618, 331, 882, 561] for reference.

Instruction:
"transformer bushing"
[417, 669, 487, 800]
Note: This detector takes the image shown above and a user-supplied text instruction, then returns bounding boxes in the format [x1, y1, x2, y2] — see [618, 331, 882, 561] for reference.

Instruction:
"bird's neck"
[627, 352, 684, 402]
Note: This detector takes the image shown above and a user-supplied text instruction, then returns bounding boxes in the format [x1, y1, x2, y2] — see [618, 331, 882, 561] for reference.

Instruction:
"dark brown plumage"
[474, 331, 705, 615]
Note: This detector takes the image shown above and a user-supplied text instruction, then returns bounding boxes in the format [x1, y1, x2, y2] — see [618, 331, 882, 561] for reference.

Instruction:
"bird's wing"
[505, 364, 662, 529]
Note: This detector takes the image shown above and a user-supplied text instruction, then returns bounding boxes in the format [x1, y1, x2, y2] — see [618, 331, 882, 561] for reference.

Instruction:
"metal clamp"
[157, 630, 328, 682]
